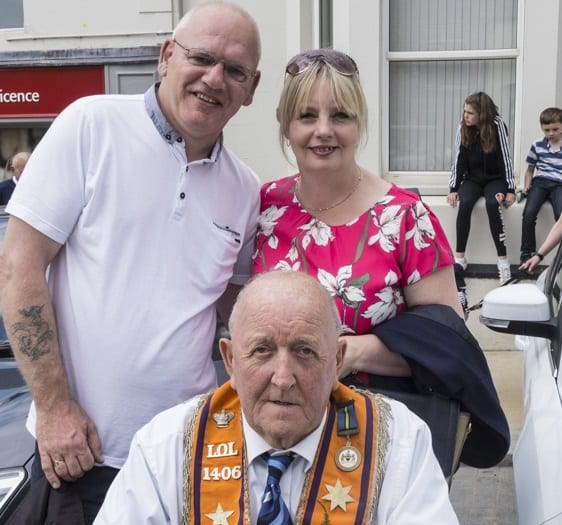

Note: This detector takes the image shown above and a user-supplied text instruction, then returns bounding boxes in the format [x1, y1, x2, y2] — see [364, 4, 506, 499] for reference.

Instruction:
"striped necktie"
[257, 452, 294, 525]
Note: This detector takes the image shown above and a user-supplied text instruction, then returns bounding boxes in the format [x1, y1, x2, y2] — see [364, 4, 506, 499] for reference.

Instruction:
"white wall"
[333, 0, 382, 178]
[426, 196, 556, 266]
[5, 0, 171, 50]
[518, 0, 562, 182]
[222, 0, 288, 181]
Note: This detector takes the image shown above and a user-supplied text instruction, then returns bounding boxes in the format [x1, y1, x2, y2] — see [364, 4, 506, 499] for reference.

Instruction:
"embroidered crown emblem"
[212, 409, 234, 428]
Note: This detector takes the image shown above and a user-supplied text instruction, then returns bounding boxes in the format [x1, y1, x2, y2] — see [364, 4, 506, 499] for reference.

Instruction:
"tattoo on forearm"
[12, 305, 54, 361]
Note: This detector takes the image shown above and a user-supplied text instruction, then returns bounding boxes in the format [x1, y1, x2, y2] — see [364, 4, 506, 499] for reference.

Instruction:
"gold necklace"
[295, 167, 364, 212]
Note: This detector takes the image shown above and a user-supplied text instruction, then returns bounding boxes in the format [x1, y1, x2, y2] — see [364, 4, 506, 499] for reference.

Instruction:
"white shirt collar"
[242, 409, 327, 472]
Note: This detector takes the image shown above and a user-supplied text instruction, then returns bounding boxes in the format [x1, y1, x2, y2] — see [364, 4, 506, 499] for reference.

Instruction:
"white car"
[480, 252, 562, 525]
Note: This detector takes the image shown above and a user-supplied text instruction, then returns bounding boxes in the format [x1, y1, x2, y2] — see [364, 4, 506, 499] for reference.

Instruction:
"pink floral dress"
[253, 175, 454, 337]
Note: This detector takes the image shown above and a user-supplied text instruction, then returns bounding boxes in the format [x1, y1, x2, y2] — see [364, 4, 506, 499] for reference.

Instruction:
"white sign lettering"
[202, 465, 242, 481]
[0, 90, 40, 103]
[206, 442, 239, 459]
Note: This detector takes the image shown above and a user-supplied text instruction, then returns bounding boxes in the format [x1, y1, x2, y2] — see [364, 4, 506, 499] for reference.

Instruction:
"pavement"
[449, 277, 523, 524]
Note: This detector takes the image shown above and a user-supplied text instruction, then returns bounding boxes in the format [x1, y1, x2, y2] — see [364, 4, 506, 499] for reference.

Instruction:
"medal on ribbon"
[335, 400, 361, 472]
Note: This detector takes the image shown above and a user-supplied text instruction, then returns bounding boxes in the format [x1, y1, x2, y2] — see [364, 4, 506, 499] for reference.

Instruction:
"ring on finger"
[53, 458, 65, 467]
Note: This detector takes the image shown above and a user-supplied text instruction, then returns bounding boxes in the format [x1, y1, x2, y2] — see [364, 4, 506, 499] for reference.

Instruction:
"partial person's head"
[461, 92, 499, 153]
[277, 49, 368, 165]
[539, 107, 562, 143]
[156, 1, 261, 156]
[462, 91, 498, 128]
[9, 151, 31, 181]
[219, 271, 345, 450]
[4, 157, 13, 176]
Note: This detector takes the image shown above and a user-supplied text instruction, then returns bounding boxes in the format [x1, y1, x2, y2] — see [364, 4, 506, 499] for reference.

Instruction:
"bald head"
[229, 271, 342, 339]
[10, 151, 30, 181]
[174, 1, 261, 63]
[221, 270, 345, 449]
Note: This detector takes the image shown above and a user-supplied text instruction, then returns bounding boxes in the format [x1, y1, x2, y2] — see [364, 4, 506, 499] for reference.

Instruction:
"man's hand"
[36, 399, 103, 489]
[519, 254, 541, 275]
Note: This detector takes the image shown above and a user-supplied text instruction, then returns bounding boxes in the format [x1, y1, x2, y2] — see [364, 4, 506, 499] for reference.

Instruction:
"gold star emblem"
[321, 478, 355, 511]
[205, 503, 234, 525]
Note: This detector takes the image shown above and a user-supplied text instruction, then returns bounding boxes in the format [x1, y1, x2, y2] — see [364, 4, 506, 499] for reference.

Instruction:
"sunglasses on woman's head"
[285, 50, 358, 76]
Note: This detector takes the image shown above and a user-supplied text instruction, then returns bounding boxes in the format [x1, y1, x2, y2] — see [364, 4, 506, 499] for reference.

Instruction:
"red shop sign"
[0, 66, 105, 118]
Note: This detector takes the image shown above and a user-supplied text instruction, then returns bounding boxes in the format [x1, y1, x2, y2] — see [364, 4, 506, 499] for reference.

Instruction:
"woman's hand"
[503, 192, 516, 208]
[339, 333, 411, 378]
[446, 192, 459, 208]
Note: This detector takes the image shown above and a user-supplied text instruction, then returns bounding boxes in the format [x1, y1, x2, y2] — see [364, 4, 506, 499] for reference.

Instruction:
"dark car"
[0, 208, 34, 520]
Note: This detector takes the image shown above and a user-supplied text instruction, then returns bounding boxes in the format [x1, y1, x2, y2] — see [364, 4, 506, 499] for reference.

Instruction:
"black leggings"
[456, 179, 508, 256]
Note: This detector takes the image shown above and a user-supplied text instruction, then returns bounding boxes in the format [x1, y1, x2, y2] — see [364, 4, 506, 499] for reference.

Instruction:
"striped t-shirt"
[527, 136, 562, 182]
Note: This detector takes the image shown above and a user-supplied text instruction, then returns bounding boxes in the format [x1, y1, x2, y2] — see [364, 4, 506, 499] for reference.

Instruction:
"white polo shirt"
[7, 85, 260, 467]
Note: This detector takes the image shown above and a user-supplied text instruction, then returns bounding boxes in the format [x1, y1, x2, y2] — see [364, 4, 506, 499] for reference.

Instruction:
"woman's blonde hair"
[277, 58, 368, 162]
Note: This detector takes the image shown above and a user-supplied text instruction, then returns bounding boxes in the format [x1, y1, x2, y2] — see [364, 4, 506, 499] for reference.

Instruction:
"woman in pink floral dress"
[253, 50, 463, 388]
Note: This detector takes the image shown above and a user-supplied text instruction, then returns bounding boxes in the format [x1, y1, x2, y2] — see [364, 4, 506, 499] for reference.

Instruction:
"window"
[0, 0, 24, 29]
[386, 0, 518, 178]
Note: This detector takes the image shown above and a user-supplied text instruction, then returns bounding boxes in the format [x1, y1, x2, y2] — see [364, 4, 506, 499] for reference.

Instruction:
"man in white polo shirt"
[0, 2, 261, 523]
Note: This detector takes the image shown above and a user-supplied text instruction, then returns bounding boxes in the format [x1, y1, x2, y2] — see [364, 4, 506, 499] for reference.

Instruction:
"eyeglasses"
[173, 39, 256, 84]
[285, 50, 358, 76]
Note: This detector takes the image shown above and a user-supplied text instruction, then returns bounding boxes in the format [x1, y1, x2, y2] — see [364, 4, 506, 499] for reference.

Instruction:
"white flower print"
[406, 269, 421, 286]
[317, 266, 366, 306]
[264, 182, 278, 195]
[404, 201, 436, 250]
[374, 194, 395, 207]
[367, 205, 404, 252]
[361, 269, 404, 326]
[298, 219, 334, 250]
[274, 260, 301, 271]
[341, 323, 356, 335]
[286, 243, 299, 263]
[258, 205, 288, 249]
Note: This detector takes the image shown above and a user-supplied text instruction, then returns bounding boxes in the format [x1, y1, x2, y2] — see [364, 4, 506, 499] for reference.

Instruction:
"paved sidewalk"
[449, 350, 522, 524]
[449, 277, 523, 524]
[450, 459, 517, 524]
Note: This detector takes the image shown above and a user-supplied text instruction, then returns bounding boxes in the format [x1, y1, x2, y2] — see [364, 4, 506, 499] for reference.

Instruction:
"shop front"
[0, 65, 106, 178]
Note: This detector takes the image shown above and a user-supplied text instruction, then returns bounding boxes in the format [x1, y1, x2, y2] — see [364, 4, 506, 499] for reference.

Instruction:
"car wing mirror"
[479, 283, 557, 340]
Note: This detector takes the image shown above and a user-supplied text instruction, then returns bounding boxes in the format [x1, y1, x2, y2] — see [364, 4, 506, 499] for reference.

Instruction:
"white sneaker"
[498, 263, 511, 285]
[455, 257, 467, 271]
[457, 289, 469, 320]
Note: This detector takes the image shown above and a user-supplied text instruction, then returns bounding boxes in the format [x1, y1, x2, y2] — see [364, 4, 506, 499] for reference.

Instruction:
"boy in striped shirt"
[520, 107, 562, 265]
